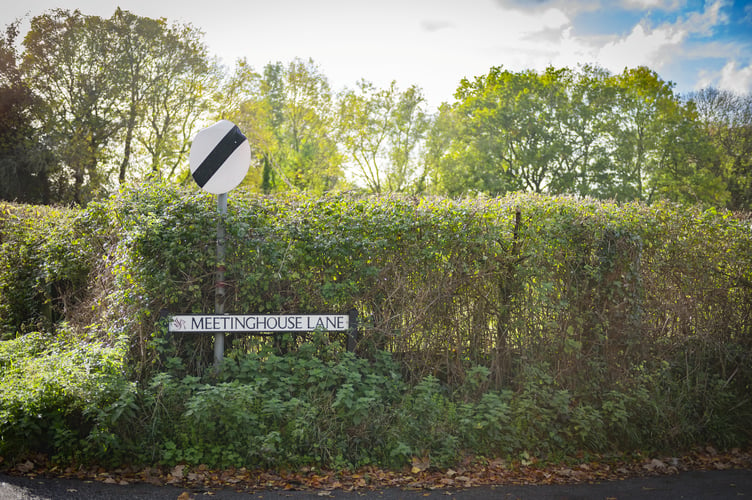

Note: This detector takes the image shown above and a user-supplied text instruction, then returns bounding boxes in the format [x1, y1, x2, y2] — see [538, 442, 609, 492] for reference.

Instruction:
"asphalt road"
[1, 469, 751, 500]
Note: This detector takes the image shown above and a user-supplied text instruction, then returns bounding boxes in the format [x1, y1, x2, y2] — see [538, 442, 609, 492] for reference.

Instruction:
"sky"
[4, 0, 752, 110]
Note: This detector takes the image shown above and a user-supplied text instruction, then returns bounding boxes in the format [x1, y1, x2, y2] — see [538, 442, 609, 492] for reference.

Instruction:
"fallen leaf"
[411, 456, 430, 474]
[15, 461, 34, 473]
[3, 446, 751, 493]
[645, 458, 666, 471]
[171, 464, 185, 480]
[489, 458, 506, 468]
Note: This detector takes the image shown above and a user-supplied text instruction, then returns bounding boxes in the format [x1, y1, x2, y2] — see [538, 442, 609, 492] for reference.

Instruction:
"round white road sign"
[189, 120, 251, 194]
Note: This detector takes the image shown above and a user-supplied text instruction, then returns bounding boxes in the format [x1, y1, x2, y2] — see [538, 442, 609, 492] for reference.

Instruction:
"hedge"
[1, 183, 750, 466]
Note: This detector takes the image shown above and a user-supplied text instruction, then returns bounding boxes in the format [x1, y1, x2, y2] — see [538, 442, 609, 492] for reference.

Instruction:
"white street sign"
[189, 120, 250, 194]
[169, 314, 350, 333]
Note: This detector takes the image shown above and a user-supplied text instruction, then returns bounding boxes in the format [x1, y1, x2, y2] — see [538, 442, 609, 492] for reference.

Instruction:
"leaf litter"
[1, 447, 750, 494]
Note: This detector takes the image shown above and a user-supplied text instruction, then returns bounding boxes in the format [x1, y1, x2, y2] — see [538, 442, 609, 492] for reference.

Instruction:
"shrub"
[1, 184, 751, 468]
[0, 204, 94, 337]
[0, 330, 132, 463]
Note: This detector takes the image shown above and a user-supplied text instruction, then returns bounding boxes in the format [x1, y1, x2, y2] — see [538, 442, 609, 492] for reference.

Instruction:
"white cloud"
[718, 60, 752, 93]
[677, 0, 728, 37]
[621, 0, 681, 11]
[595, 22, 684, 71]
[694, 60, 752, 94]
[537, 7, 570, 30]
[554, 27, 599, 66]
[486, 0, 731, 85]
[421, 20, 454, 32]
[582, 0, 729, 76]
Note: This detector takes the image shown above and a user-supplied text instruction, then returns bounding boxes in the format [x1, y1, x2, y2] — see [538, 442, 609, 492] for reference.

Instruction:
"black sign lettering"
[169, 314, 349, 333]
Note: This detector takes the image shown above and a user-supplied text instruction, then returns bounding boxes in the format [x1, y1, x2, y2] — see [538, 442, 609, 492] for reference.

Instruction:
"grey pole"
[214, 192, 228, 367]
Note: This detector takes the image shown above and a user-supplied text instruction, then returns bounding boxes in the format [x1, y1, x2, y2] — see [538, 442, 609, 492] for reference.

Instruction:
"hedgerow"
[0, 204, 94, 336]
[1, 183, 750, 468]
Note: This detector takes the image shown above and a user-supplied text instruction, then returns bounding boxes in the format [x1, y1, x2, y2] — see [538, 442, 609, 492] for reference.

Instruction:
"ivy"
[1, 183, 751, 468]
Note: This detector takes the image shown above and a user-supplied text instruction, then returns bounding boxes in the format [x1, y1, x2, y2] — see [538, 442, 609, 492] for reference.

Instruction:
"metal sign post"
[214, 192, 228, 365]
[188, 120, 250, 367]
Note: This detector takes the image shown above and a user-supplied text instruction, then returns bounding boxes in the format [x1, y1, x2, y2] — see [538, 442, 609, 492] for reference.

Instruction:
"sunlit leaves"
[428, 65, 734, 206]
[221, 58, 344, 194]
[337, 80, 430, 193]
[17, 9, 215, 204]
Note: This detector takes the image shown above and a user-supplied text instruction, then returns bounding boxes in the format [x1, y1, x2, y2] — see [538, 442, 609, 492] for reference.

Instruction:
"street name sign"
[169, 314, 350, 333]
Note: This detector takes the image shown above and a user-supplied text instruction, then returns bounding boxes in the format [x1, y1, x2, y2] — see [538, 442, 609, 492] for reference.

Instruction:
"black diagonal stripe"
[193, 125, 246, 188]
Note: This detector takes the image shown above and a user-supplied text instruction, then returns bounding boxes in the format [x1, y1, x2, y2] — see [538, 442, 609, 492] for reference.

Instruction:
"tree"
[0, 20, 54, 203]
[22, 9, 122, 204]
[600, 67, 729, 205]
[429, 67, 567, 196]
[110, 8, 162, 184]
[608, 67, 674, 201]
[277, 58, 341, 192]
[134, 21, 218, 180]
[387, 84, 431, 193]
[337, 80, 429, 193]
[422, 102, 461, 195]
[553, 65, 617, 198]
[18, 9, 217, 203]
[429, 65, 727, 206]
[108, 9, 215, 183]
[222, 58, 343, 194]
[212, 58, 266, 190]
[647, 92, 728, 207]
[499, 67, 569, 194]
[689, 87, 752, 210]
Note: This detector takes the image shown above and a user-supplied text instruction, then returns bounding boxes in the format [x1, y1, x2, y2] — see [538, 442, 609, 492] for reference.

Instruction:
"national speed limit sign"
[188, 120, 250, 194]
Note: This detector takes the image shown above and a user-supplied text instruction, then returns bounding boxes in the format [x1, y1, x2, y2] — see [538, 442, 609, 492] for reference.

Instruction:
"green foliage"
[0, 21, 54, 204]
[427, 65, 734, 207]
[157, 343, 407, 468]
[0, 204, 94, 337]
[15, 9, 215, 204]
[337, 80, 430, 193]
[0, 330, 132, 463]
[221, 58, 345, 194]
[6, 4, 751, 209]
[1, 185, 751, 469]
[689, 88, 752, 211]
